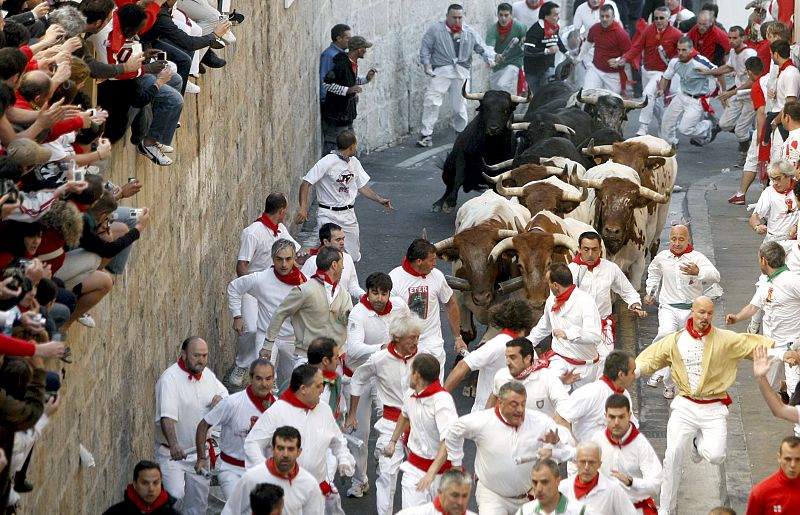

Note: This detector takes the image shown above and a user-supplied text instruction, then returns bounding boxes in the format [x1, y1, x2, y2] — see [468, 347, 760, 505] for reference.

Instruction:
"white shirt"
[645, 249, 720, 306]
[591, 425, 663, 504]
[351, 347, 414, 410]
[390, 266, 453, 352]
[203, 389, 271, 462]
[227, 268, 296, 344]
[727, 46, 758, 88]
[669, 8, 694, 27]
[568, 259, 641, 318]
[301, 251, 364, 299]
[750, 268, 800, 345]
[345, 297, 408, 371]
[402, 389, 458, 460]
[463, 331, 516, 412]
[676, 329, 705, 391]
[555, 378, 636, 443]
[237, 221, 300, 273]
[559, 473, 637, 515]
[220, 460, 324, 515]
[512, 0, 539, 29]
[243, 398, 354, 479]
[493, 366, 569, 418]
[446, 408, 571, 498]
[782, 128, 800, 166]
[515, 495, 593, 515]
[753, 183, 799, 240]
[573, 1, 620, 37]
[154, 363, 228, 452]
[528, 288, 602, 361]
[775, 62, 800, 112]
[302, 153, 370, 207]
[398, 503, 477, 515]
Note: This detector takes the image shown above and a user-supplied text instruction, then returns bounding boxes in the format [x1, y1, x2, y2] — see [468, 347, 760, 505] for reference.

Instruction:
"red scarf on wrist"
[572, 254, 601, 271]
[574, 474, 599, 499]
[126, 484, 169, 513]
[387, 342, 417, 363]
[588, 0, 605, 10]
[274, 265, 306, 286]
[600, 376, 624, 394]
[266, 457, 300, 484]
[255, 213, 281, 237]
[411, 380, 447, 398]
[670, 244, 693, 257]
[494, 404, 520, 430]
[686, 318, 711, 340]
[402, 257, 427, 278]
[544, 20, 560, 37]
[360, 294, 393, 316]
[312, 270, 338, 295]
[280, 388, 314, 411]
[309, 243, 324, 256]
[497, 21, 512, 38]
[177, 358, 202, 381]
[551, 285, 576, 312]
[246, 386, 275, 413]
[605, 422, 640, 448]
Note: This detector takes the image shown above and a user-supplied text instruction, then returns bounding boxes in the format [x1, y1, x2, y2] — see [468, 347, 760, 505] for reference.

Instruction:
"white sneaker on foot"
[78, 313, 96, 328]
[346, 482, 369, 498]
[156, 143, 174, 153]
[636, 124, 648, 136]
[663, 385, 676, 399]
[138, 142, 173, 166]
[227, 366, 248, 387]
[185, 81, 201, 94]
[417, 135, 433, 147]
[646, 376, 663, 388]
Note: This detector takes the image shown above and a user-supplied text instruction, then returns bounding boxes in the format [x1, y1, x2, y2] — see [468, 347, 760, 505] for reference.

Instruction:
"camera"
[17, 259, 32, 271]
[2, 267, 32, 294]
[0, 179, 19, 205]
[129, 208, 145, 222]
[73, 168, 85, 182]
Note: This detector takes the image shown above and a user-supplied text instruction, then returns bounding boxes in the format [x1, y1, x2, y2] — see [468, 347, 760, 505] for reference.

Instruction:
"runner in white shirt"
[569, 232, 645, 360]
[294, 130, 393, 262]
[590, 395, 662, 515]
[301, 223, 364, 299]
[487, 337, 568, 418]
[396, 468, 478, 515]
[665, 0, 694, 27]
[444, 299, 536, 412]
[782, 103, 800, 167]
[344, 312, 424, 515]
[515, 459, 591, 515]
[154, 337, 229, 515]
[234, 193, 302, 383]
[390, 239, 463, 379]
[559, 442, 637, 515]
[573, 0, 620, 81]
[528, 263, 603, 391]
[342, 272, 408, 499]
[512, 0, 543, 29]
[228, 239, 306, 387]
[768, 41, 800, 155]
[221, 426, 324, 515]
[446, 381, 573, 515]
[195, 359, 276, 500]
[749, 160, 798, 250]
[643, 224, 720, 399]
[243, 365, 355, 515]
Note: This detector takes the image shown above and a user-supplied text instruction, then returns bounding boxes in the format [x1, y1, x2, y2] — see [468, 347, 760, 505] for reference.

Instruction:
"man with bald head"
[636, 296, 796, 514]
[15, 70, 93, 139]
[643, 224, 720, 399]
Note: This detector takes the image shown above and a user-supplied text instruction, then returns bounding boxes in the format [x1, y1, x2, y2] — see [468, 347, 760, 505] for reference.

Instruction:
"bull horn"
[650, 144, 676, 158]
[552, 233, 578, 253]
[422, 228, 428, 240]
[514, 216, 526, 233]
[496, 181, 525, 197]
[539, 158, 556, 166]
[581, 138, 614, 155]
[623, 96, 648, 110]
[543, 166, 565, 175]
[512, 113, 526, 122]
[461, 81, 484, 101]
[553, 124, 576, 136]
[483, 158, 514, 172]
[638, 186, 669, 204]
[496, 229, 519, 239]
[561, 185, 588, 203]
[433, 236, 455, 251]
[510, 89, 532, 104]
[577, 88, 597, 105]
[572, 175, 604, 190]
[445, 275, 472, 291]
[496, 276, 525, 295]
[489, 236, 517, 262]
[511, 122, 531, 131]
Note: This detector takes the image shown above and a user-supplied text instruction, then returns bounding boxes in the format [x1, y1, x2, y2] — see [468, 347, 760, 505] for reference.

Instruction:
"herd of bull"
[431, 80, 678, 344]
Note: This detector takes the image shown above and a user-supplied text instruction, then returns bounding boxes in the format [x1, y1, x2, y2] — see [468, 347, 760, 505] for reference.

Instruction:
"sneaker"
[708, 123, 722, 143]
[78, 313, 96, 328]
[137, 142, 173, 166]
[747, 319, 761, 334]
[728, 193, 745, 205]
[185, 81, 201, 94]
[156, 143, 174, 153]
[690, 436, 702, 463]
[346, 482, 369, 498]
[735, 152, 747, 168]
[227, 366, 248, 387]
[689, 135, 711, 147]
[646, 376, 663, 388]
[663, 385, 676, 399]
[636, 124, 648, 137]
[227, 9, 245, 25]
[417, 135, 433, 147]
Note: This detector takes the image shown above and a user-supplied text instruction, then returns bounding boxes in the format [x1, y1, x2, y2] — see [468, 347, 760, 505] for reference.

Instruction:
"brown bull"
[493, 175, 587, 215]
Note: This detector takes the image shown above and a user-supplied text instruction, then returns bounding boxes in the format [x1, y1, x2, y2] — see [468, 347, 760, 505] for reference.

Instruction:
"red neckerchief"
[246, 386, 274, 413]
[254, 213, 280, 237]
[600, 376, 624, 394]
[73, 202, 90, 213]
[411, 380, 447, 398]
[494, 404, 519, 430]
[680, 48, 700, 63]
[670, 244, 694, 257]
[670, 6, 685, 15]
[71, 142, 87, 155]
[280, 388, 314, 411]
[775, 178, 797, 195]
[544, 20, 560, 37]
[500, 328, 520, 339]
[266, 457, 299, 485]
[312, 270, 338, 295]
[274, 265, 306, 286]
[513, 359, 549, 380]
[309, 243, 324, 256]
[605, 422, 640, 448]
[322, 369, 339, 383]
[778, 59, 795, 77]
[497, 21, 512, 38]
[360, 294, 393, 316]
[686, 318, 711, 340]
[573, 474, 600, 499]
[447, 22, 462, 33]
[350, 58, 358, 76]
[401, 257, 427, 278]
[572, 254, 601, 271]
[125, 484, 169, 513]
[387, 342, 417, 363]
[433, 495, 465, 515]
[734, 44, 748, 54]
[526, 0, 544, 9]
[551, 285, 576, 312]
[177, 358, 202, 381]
[589, 0, 605, 10]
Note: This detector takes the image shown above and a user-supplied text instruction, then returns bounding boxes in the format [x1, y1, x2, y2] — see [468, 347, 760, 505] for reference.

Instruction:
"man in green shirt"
[487, 3, 527, 95]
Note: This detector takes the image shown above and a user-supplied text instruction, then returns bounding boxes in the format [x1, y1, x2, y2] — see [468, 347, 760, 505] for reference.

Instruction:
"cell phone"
[156, 51, 167, 62]
[219, 15, 226, 22]
[73, 169, 85, 182]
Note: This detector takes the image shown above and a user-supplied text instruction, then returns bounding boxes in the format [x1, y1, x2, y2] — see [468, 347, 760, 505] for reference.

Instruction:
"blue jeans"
[151, 40, 193, 96]
[137, 73, 184, 145]
[105, 207, 137, 274]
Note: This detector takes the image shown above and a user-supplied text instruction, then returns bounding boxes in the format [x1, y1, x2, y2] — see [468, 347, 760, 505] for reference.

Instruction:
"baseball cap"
[5, 139, 52, 167]
[348, 36, 373, 51]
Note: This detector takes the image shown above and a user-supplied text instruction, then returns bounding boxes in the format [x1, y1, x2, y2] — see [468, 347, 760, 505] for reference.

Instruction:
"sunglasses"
[654, 16, 667, 20]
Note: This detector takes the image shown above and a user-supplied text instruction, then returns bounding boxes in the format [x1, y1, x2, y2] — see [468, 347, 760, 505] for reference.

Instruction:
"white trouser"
[639, 67, 681, 128]
[317, 207, 361, 262]
[770, 123, 787, 163]
[400, 461, 441, 508]
[419, 344, 447, 382]
[584, 65, 622, 94]
[155, 447, 210, 515]
[652, 305, 692, 387]
[343, 377, 378, 488]
[171, 10, 205, 75]
[421, 74, 469, 137]
[718, 95, 755, 142]
[175, 0, 220, 34]
[490, 65, 519, 95]
[374, 418, 405, 515]
[474, 481, 527, 515]
[660, 93, 712, 144]
[55, 249, 102, 290]
[660, 396, 729, 514]
[547, 354, 600, 392]
[216, 459, 245, 500]
[325, 491, 345, 515]
[743, 125, 761, 173]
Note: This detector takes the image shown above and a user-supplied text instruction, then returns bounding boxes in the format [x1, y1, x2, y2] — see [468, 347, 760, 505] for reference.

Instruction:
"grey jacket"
[419, 21, 494, 70]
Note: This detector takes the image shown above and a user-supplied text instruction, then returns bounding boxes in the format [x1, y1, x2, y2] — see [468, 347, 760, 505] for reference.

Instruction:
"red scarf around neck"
[526, 0, 544, 9]
[494, 404, 520, 430]
[246, 386, 275, 413]
[350, 58, 358, 76]
[600, 375, 624, 394]
[360, 294, 393, 316]
[605, 422, 640, 448]
[412, 380, 447, 398]
[274, 265, 306, 286]
[500, 328, 520, 339]
[312, 270, 338, 295]
[387, 342, 417, 363]
[266, 457, 300, 484]
[513, 358, 550, 380]
[572, 254, 601, 271]
[255, 213, 281, 237]
[402, 257, 427, 278]
[544, 20, 560, 37]
[447, 22, 462, 33]
[126, 484, 169, 513]
[497, 21, 512, 38]
[433, 495, 466, 514]
[322, 369, 339, 383]
[309, 243, 325, 256]
[280, 388, 314, 411]
[177, 358, 202, 381]
[775, 178, 796, 195]
[670, 244, 693, 257]
[574, 474, 600, 499]
[670, 5, 685, 15]
[686, 318, 711, 340]
[588, 0, 605, 10]
[551, 285, 576, 312]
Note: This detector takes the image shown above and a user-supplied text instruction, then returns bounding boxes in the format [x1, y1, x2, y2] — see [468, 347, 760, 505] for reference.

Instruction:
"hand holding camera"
[0, 276, 21, 300]
[119, 178, 142, 199]
[123, 52, 146, 74]
[212, 19, 232, 38]
[133, 207, 151, 231]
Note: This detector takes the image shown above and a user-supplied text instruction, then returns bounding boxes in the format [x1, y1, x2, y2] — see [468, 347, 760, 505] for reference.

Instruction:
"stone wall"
[22, 0, 495, 512]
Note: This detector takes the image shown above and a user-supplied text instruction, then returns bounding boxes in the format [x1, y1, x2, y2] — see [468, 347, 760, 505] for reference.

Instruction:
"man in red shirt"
[746, 436, 800, 515]
[583, 4, 631, 95]
[687, 11, 730, 67]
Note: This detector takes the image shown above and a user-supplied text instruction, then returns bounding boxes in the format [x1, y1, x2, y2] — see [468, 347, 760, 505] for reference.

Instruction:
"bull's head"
[463, 82, 530, 137]
[494, 172, 587, 215]
[511, 118, 576, 149]
[482, 164, 565, 188]
[578, 89, 647, 133]
[583, 140, 675, 175]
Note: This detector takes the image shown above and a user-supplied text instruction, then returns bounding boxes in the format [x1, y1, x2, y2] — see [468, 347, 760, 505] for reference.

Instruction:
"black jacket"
[523, 21, 567, 73]
[322, 52, 359, 126]
[102, 489, 179, 515]
[139, 5, 216, 52]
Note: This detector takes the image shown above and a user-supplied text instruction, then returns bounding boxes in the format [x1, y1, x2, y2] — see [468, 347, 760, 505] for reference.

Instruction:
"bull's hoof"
[431, 203, 442, 213]
[442, 203, 455, 213]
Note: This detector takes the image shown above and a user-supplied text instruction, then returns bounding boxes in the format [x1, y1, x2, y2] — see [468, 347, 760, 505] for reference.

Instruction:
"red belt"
[342, 361, 355, 378]
[407, 451, 452, 474]
[542, 349, 599, 366]
[683, 393, 733, 406]
[382, 405, 402, 422]
[634, 497, 658, 515]
[219, 452, 245, 468]
[319, 481, 333, 495]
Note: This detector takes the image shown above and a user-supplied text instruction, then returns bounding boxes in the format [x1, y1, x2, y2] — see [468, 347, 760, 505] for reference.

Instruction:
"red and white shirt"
[528, 287, 602, 362]
[237, 220, 300, 274]
[568, 258, 641, 319]
[302, 252, 364, 299]
[753, 180, 799, 240]
[350, 345, 415, 412]
[389, 265, 453, 353]
[555, 377, 636, 442]
[344, 296, 408, 372]
[203, 388, 274, 466]
[220, 459, 323, 515]
[750, 267, 800, 344]
[463, 330, 522, 412]
[492, 366, 568, 418]
[401, 386, 458, 465]
[559, 472, 637, 515]
[227, 268, 298, 344]
[783, 127, 800, 167]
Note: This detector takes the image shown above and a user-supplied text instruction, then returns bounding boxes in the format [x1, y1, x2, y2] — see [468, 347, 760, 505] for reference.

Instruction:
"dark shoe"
[60, 346, 72, 364]
[209, 37, 226, 50]
[199, 63, 207, 74]
[201, 49, 226, 68]
[228, 9, 245, 25]
[708, 123, 721, 143]
[14, 480, 33, 493]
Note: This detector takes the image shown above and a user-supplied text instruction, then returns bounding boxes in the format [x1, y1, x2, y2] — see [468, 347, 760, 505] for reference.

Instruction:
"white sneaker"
[417, 135, 433, 147]
[646, 376, 663, 388]
[636, 124, 648, 137]
[184, 81, 201, 94]
[156, 143, 174, 153]
[227, 366, 248, 387]
[138, 142, 173, 166]
[346, 482, 369, 498]
[78, 313, 96, 328]
[663, 385, 676, 399]
[747, 319, 761, 334]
